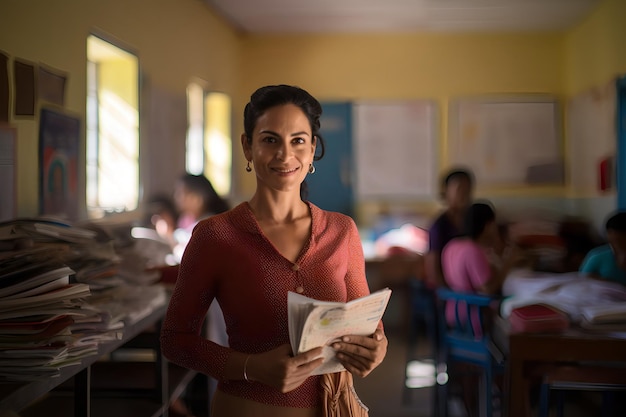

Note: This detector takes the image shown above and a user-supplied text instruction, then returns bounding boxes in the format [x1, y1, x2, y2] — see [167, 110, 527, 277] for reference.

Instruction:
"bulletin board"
[353, 100, 437, 199]
[448, 96, 563, 187]
[566, 80, 616, 193]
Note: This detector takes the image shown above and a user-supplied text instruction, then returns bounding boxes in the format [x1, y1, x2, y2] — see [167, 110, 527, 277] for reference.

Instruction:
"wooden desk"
[365, 254, 424, 289]
[498, 320, 626, 417]
[0, 294, 172, 416]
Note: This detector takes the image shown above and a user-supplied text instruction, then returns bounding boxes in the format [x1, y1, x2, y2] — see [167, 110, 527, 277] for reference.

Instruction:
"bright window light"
[86, 35, 139, 216]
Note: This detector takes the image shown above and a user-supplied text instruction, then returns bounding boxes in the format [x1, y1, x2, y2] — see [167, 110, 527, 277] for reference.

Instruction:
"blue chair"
[435, 288, 505, 417]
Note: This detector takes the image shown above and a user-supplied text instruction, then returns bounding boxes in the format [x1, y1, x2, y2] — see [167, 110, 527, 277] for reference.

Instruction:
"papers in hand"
[287, 288, 392, 375]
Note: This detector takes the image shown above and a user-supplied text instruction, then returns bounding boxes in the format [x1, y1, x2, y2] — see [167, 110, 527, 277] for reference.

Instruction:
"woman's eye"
[293, 137, 305, 144]
[262, 136, 277, 143]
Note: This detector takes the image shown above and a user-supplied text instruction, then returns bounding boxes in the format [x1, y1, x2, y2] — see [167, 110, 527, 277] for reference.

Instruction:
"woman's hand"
[246, 344, 324, 393]
[331, 328, 388, 378]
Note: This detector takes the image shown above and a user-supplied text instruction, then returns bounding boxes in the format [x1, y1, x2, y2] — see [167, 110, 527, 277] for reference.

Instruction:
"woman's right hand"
[246, 344, 324, 393]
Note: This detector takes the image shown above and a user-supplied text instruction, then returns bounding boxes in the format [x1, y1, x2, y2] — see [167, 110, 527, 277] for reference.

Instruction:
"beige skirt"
[211, 389, 321, 417]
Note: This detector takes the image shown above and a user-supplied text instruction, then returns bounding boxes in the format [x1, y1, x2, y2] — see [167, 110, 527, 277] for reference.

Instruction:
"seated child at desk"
[442, 201, 522, 297]
[441, 201, 525, 338]
[579, 211, 626, 287]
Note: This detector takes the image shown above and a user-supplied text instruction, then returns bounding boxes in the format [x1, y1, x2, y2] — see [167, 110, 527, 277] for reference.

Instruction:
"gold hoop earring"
[308, 164, 315, 174]
[246, 161, 252, 172]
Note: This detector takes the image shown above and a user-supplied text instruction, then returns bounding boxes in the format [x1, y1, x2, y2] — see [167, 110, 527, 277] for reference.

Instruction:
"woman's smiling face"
[244, 103, 316, 194]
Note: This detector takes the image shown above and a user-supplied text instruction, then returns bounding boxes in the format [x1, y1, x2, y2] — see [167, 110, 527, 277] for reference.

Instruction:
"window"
[186, 84, 232, 196]
[86, 35, 139, 217]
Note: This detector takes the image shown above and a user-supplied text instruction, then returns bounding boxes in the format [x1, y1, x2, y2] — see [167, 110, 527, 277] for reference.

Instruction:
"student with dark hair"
[171, 173, 231, 263]
[579, 211, 626, 286]
[442, 201, 521, 297]
[161, 85, 386, 417]
[425, 168, 475, 287]
[174, 173, 230, 230]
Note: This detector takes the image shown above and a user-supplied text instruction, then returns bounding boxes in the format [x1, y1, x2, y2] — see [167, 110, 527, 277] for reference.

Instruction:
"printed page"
[288, 288, 391, 375]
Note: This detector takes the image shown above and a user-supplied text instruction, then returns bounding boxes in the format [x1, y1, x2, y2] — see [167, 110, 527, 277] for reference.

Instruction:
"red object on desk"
[509, 304, 569, 333]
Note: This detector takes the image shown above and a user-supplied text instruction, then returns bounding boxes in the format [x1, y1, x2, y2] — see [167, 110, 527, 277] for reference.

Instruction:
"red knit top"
[160, 201, 371, 408]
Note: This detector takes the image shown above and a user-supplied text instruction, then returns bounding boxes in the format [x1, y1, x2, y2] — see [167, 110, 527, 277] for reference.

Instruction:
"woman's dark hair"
[243, 85, 326, 160]
[179, 173, 230, 215]
[464, 202, 496, 240]
[243, 85, 326, 201]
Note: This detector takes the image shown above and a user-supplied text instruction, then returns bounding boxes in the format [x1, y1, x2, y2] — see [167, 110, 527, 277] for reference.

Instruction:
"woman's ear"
[241, 133, 252, 160]
[311, 135, 317, 157]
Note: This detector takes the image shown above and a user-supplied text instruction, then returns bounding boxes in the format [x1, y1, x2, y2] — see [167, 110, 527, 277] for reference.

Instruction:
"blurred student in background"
[442, 201, 522, 299]
[171, 173, 230, 262]
[579, 210, 626, 287]
[425, 168, 474, 288]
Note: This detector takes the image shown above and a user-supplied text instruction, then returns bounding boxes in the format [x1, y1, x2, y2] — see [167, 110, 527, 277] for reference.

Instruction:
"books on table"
[288, 288, 392, 375]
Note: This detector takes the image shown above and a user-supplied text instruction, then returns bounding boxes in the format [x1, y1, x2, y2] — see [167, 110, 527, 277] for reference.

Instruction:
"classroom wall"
[237, 32, 567, 218]
[562, 0, 626, 231]
[0, 0, 241, 219]
[565, 0, 626, 96]
[2, 0, 623, 231]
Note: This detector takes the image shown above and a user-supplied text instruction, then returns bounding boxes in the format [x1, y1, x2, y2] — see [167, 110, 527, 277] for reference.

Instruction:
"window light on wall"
[186, 83, 232, 197]
[86, 34, 139, 217]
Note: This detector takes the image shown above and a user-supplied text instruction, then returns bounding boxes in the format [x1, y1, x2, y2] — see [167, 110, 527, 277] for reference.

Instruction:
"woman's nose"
[276, 144, 290, 160]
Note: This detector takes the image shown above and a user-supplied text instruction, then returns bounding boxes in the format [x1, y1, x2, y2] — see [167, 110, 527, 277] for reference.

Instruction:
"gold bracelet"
[243, 354, 251, 382]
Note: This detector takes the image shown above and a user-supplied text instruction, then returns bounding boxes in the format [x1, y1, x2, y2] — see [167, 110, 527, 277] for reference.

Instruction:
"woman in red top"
[161, 85, 387, 417]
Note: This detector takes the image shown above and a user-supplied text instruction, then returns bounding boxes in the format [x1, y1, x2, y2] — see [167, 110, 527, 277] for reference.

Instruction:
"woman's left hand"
[332, 328, 387, 378]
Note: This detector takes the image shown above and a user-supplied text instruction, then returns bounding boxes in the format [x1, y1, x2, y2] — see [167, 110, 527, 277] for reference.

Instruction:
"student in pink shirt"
[442, 202, 522, 335]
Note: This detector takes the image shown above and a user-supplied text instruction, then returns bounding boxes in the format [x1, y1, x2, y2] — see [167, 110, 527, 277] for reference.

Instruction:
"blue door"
[305, 102, 354, 217]
[618, 76, 626, 209]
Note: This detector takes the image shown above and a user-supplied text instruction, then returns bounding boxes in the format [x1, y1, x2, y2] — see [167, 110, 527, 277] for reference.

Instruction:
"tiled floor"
[353, 325, 437, 417]
[355, 316, 444, 417]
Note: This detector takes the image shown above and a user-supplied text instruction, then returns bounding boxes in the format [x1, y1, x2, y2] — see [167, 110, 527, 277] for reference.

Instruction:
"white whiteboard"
[353, 100, 437, 199]
[567, 80, 616, 193]
[449, 97, 563, 186]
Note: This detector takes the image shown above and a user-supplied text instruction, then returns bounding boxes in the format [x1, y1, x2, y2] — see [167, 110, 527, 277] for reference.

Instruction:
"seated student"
[579, 211, 626, 287]
[425, 168, 474, 288]
[442, 202, 523, 335]
[171, 173, 230, 263]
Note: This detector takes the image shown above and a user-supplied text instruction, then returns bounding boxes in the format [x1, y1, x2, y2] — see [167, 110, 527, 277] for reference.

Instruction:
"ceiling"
[205, 0, 600, 34]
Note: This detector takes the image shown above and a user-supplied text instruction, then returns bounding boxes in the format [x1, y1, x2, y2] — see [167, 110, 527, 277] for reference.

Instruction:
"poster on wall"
[0, 124, 16, 222]
[39, 107, 80, 220]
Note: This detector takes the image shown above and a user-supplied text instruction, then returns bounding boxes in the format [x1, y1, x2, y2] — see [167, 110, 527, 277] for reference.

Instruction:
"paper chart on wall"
[449, 97, 563, 187]
[353, 100, 436, 199]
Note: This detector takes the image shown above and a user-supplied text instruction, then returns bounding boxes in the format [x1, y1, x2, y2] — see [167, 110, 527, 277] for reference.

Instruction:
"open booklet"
[287, 288, 392, 375]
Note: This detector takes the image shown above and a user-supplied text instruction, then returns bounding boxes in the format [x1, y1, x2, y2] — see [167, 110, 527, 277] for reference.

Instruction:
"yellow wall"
[1, 0, 241, 218]
[238, 32, 566, 204]
[565, 0, 626, 95]
[2, 0, 624, 223]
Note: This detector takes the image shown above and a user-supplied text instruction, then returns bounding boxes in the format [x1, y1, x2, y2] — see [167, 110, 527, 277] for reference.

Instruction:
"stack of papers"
[580, 304, 626, 330]
[0, 259, 98, 381]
